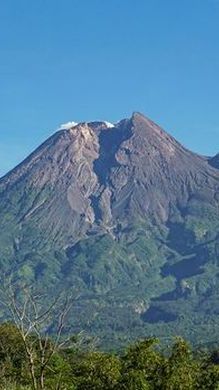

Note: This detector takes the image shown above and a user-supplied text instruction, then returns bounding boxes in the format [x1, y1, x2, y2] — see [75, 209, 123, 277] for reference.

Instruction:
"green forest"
[0, 283, 219, 390]
[1, 322, 219, 390]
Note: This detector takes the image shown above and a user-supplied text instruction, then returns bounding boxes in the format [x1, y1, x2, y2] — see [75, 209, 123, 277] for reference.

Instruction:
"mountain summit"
[0, 112, 219, 348]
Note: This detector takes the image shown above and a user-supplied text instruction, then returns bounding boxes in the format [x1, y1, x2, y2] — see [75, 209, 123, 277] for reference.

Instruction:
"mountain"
[1, 112, 219, 349]
[209, 153, 219, 169]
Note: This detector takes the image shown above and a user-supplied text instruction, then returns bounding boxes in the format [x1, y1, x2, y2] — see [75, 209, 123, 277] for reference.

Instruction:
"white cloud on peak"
[58, 121, 78, 130]
[103, 121, 114, 128]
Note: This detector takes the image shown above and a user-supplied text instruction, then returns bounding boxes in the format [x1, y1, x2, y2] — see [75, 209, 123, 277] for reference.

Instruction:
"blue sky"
[0, 0, 219, 176]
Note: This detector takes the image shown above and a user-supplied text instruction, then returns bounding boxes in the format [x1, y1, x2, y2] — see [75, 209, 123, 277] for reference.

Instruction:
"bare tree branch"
[0, 276, 75, 390]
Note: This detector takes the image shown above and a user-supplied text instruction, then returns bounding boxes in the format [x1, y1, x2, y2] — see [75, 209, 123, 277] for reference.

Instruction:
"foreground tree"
[0, 322, 27, 384]
[0, 280, 74, 390]
[73, 351, 121, 390]
[119, 338, 164, 389]
[162, 337, 200, 390]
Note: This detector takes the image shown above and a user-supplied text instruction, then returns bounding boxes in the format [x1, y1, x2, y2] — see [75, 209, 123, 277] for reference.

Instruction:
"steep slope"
[209, 153, 219, 169]
[0, 112, 219, 348]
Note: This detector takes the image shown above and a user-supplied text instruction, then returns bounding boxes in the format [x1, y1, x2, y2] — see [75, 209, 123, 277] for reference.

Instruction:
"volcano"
[1, 112, 219, 348]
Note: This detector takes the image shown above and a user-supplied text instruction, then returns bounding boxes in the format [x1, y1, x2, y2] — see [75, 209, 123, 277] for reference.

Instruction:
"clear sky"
[0, 0, 219, 176]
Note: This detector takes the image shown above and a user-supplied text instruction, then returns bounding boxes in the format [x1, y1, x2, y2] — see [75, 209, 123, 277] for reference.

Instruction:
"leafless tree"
[0, 278, 75, 390]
